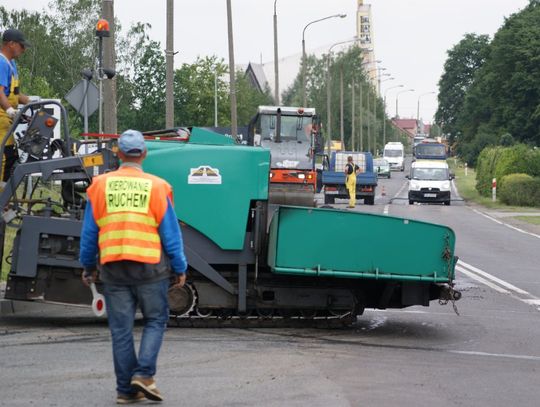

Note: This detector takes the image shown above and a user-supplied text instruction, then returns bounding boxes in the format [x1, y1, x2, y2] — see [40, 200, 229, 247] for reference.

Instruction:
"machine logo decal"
[188, 165, 222, 184]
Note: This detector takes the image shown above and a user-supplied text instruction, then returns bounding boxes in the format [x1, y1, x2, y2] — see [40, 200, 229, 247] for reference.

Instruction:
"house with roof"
[244, 62, 271, 95]
[391, 118, 419, 140]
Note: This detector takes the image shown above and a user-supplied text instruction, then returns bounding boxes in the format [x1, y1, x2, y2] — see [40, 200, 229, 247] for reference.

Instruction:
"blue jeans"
[103, 279, 169, 395]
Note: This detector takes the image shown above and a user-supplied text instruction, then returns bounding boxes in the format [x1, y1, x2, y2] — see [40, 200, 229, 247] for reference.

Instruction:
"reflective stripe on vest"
[88, 169, 169, 265]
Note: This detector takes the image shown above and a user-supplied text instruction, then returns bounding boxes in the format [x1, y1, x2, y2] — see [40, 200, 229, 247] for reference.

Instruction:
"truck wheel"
[364, 196, 375, 205]
[324, 195, 335, 205]
[409, 200, 414, 205]
[444, 200, 451, 206]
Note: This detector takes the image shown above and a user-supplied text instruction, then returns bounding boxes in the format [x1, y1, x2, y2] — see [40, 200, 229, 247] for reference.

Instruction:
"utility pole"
[273, 0, 279, 105]
[340, 64, 344, 149]
[351, 77, 355, 151]
[359, 82, 363, 151]
[226, 0, 238, 137]
[165, 0, 174, 127]
[367, 84, 371, 153]
[102, 0, 116, 134]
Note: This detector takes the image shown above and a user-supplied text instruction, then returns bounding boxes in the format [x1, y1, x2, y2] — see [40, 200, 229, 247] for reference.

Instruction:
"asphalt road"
[1, 158, 540, 406]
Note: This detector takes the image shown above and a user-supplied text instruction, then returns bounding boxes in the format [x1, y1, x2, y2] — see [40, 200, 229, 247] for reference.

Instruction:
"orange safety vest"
[86, 165, 173, 265]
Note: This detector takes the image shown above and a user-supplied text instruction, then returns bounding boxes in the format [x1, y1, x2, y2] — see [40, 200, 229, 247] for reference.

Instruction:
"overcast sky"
[3, 0, 531, 122]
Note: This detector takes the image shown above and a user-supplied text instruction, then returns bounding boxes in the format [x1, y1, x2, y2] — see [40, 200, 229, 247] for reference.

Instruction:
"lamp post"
[302, 13, 346, 107]
[383, 84, 404, 146]
[417, 91, 436, 122]
[395, 88, 414, 118]
[326, 38, 360, 151]
[358, 60, 379, 152]
[226, 0, 237, 136]
[273, 0, 279, 105]
[364, 67, 383, 154]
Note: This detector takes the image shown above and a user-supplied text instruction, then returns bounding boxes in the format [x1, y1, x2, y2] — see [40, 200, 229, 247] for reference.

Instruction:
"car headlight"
[410, 181, 420, 191]
[442, 181, 450, 190]
[297, 173, 306, 179]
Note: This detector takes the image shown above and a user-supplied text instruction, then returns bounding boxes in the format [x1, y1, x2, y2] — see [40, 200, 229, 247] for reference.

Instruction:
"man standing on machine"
[0, 28, 31, 181]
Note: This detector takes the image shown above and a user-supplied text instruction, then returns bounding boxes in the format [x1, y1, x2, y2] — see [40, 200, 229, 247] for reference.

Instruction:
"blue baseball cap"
[118, 129, 146, 157]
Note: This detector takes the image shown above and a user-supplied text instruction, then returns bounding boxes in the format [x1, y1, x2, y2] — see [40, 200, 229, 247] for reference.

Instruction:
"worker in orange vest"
[80, 129, 187, 404]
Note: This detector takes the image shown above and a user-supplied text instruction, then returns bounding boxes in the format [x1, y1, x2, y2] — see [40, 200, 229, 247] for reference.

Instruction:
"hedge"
[475, 144, 540, 196]
[499, 173, 540, 207]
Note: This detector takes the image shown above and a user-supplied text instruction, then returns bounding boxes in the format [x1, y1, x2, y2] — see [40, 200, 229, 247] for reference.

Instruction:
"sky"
[2, 0, 531, 123]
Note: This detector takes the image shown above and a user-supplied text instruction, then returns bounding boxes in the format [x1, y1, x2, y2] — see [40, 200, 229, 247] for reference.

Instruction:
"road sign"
[65, 79, 99, 116]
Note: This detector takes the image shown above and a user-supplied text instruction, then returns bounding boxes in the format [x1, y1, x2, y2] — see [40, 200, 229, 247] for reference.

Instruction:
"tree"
[435, 33, 490, 144]
[173, 56, 229, 127]
[439, 2, 540, 164]
[282, 46, 385, 152]
[233, 70, 273, 126]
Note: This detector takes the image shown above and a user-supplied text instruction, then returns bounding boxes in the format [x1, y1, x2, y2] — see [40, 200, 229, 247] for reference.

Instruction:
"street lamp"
[383, 84, 404, 146]
[395, 88, 414, 118]
[326, 38, 360, 151]
[417, 91, 436, 122]
[364, 67, 383, 154]
[358, 60, 379, 151]
[273, 0, 279, 105]
[302, 13, 346, 107]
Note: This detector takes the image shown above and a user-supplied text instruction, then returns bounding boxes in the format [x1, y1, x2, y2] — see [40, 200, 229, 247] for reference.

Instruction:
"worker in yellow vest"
[0, 29, 31, 181]
[344, 155, 360, 208]
[80, 129, 187, 404]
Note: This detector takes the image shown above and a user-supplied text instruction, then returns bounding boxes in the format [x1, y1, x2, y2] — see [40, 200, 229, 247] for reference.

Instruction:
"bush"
[475, 144, 540, 197]
[476, 146, 503, 196]
[498, 173, 540, 207]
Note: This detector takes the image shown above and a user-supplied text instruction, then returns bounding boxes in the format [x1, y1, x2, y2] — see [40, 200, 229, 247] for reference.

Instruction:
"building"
[392, 118, 420, 140]
[356, 0, 378, 89]
[244, 62, 270, 95]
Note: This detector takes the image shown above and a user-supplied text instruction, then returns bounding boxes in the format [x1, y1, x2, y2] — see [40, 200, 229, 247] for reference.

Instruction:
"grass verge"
[448, 158, 540, 224]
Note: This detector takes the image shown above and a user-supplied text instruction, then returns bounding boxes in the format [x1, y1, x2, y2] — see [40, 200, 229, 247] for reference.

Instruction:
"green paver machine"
[1, 101, 460, 324]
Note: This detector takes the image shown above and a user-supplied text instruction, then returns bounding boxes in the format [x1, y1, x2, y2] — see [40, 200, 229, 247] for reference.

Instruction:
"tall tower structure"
[356, 0, 377, 88]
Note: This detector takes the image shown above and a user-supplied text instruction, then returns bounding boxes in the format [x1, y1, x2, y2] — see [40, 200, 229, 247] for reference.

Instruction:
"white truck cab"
[407, 160, 452, 205]
[383, 142, 404, 171]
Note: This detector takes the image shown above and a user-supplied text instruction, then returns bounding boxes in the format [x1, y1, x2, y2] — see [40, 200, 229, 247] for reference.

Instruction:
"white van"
[383, 142, 404, 171]
[407, 160, 452, 205]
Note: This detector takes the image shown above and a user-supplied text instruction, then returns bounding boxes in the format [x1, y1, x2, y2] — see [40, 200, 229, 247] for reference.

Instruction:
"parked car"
[373, 158, 391, 178]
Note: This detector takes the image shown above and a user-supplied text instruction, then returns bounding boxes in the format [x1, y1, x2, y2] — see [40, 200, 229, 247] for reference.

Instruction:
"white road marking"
[383, 204, 389, 215]
[458, 260, 529, 295]
[448, 350, 540, 362]
[472, 208, 540, 239]
[395, 181, 408, 197]
[457, 260, 540, 310]
[456, 264, 510, 294]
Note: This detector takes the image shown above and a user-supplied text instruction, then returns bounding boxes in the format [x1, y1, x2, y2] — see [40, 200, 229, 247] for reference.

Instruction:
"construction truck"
[247, 106, 323, 206]
[321, 151, 378, 205]
[0, 101, 460, 324]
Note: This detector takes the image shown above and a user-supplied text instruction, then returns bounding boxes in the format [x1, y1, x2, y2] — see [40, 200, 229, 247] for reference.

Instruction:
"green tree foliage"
[1, 2, 273, 134]
[174, 56, 227, 127]
[437, 2, 540, 165]
[435, 33, 490, 145]
[475, 144, 540, 196]
[282, 46, 387, 153]
[233, 70, 274, 126]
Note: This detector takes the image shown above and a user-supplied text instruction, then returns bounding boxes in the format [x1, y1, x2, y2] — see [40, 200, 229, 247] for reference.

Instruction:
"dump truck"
[247, 106, 323, 206]
[0, 101, 460, 324]
[321, 151, 378, 205]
